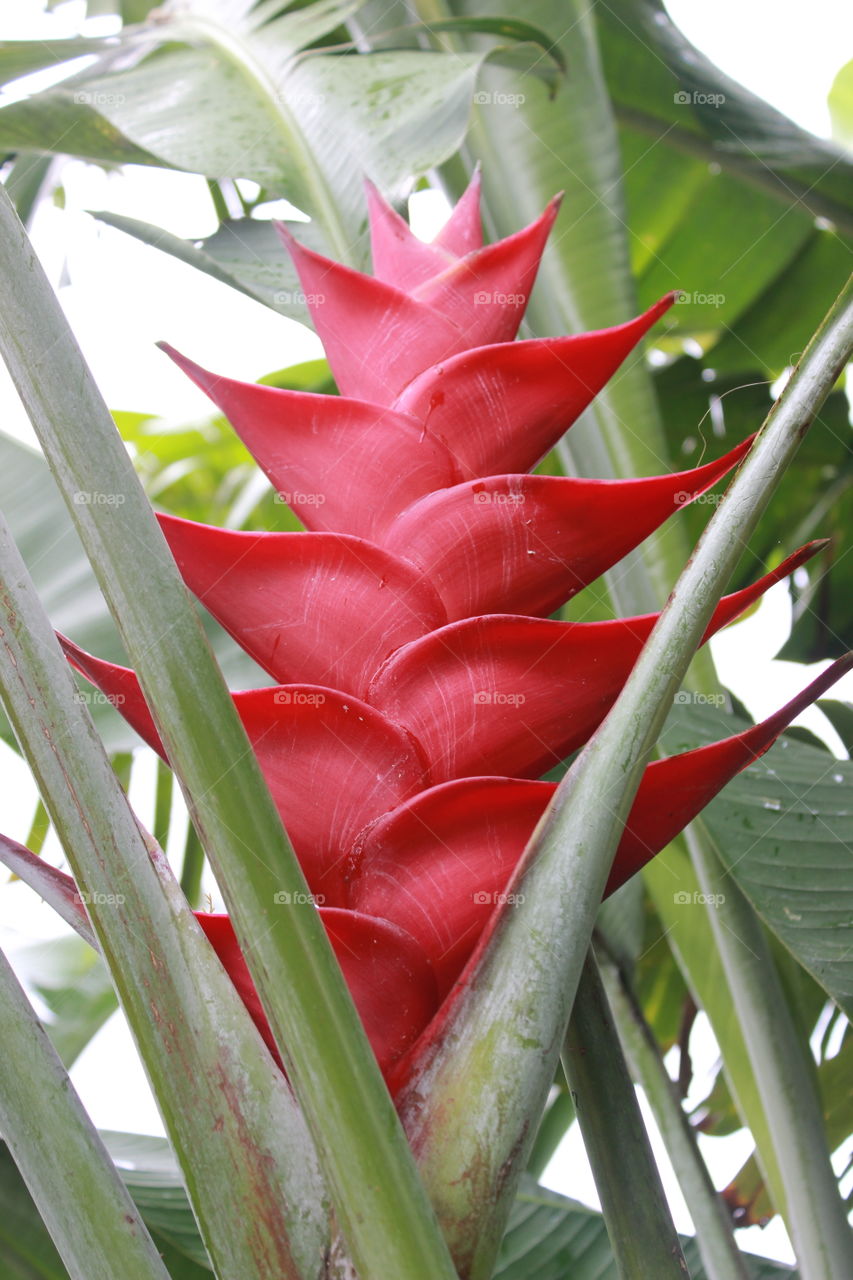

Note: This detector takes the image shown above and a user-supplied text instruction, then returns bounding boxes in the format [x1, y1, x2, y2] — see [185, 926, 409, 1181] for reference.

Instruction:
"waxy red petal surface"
[158, 515, 447, 697]
[159, 344, 460, 538]
[382, 438, 753, 621]
[369, 546, 823, 781]
[394, 295, 676, 478]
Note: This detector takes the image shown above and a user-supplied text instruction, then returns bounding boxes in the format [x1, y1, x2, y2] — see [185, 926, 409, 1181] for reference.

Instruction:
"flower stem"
[562, 950, 690, 1279]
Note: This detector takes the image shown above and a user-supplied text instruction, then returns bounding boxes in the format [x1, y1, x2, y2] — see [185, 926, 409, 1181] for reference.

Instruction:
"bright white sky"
[1, 0, 852, 1267]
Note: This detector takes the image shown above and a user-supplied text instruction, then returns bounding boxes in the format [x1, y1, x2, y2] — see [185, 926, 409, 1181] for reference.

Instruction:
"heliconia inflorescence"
[57, 173, 852, 1090]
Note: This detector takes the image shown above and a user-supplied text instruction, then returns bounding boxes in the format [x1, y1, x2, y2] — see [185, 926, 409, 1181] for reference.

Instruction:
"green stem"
[597, 948, 751, 1280]
[562, 950, 690, 1280]
[206, 177, 231, 224]
[152, 757, 173, 849]
[0, 183, 455, 1280]
[685, 823, 853, 1278]
[179, 819, 205, 909]
[0, 948, 171, 1280]
[526, 1074, 574, 1181]
[24, 798, 50, 856]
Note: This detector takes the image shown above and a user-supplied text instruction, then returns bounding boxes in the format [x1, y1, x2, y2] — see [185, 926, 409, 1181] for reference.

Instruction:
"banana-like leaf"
[11, 935, 118, 1068]
[661, 701, 853, 1018]
[0, 1140, 211, 1279]
[0, 0, 486, 261]
[0, 429, 267, 754]
[595, 0, 853, 373]
[493, 1176, 795, 1279]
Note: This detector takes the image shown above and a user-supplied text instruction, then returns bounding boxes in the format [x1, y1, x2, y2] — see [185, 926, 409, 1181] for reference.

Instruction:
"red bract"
[62, 180, 849, 1087]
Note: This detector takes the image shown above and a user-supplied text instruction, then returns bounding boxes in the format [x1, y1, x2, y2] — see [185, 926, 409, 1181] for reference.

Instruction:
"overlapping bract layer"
[63, 176, 847, 1084]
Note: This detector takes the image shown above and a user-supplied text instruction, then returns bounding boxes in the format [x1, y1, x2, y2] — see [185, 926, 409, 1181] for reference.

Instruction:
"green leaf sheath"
[597, 951, 751, 1280]
[562, 951, 690, 1279]
[0, 946, 171, 1280]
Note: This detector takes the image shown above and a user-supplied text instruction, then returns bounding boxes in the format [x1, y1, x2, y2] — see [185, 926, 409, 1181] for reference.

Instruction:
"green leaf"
[0, 37, 120, 87]
[0, 1142, 71, 1279]
[100, 1133, 211, 1270]
[0, 947, 171, 1280]
[660, 701, 853, 1018]
[1, 4, 485, 264]
[494, 1176, 796, 1279]
[0, 92, 163, 167]
[829, 59, 853, 148]
[0, 1140, 213, 1280]
[817, 699, 853, 755]
[594, 0, 853, 381]
[655, 354, 853, 663]
[644, 843, 789, 1221]
[12, 935, 118, 1068]
[93, 211, 325, 320]
[0, 429, 267, 755]
[598, 0, 853, 234]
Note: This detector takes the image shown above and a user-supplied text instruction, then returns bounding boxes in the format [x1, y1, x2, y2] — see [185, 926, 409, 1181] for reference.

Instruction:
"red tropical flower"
[58, 175, 850, 1086]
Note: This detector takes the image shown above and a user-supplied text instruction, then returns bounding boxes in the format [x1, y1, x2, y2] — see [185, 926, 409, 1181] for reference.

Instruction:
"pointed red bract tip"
[365, 178, 455, 292]
[433, 167, 483, 256]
